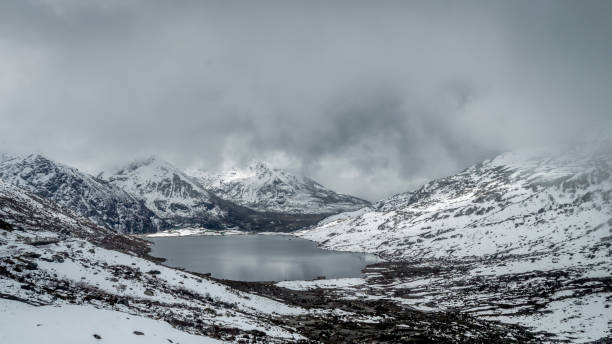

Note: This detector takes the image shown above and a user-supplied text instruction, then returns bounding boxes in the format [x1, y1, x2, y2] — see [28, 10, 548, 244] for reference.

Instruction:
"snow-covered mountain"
[0, 154, 158, 233]
[0, 154, 332, 233]
[299, 143, 612, 261]
[297, 142, 612, 342]
[100, 157, 228, 229]
[100, 157, 327, 232]
[192, 161, 370, 214]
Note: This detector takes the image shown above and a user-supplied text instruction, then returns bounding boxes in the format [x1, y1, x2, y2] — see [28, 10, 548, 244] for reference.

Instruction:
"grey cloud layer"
[1, 0, 611, 200]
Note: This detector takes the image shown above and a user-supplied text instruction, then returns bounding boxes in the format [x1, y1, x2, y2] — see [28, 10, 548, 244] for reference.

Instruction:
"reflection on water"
[148, 235, 381, 281]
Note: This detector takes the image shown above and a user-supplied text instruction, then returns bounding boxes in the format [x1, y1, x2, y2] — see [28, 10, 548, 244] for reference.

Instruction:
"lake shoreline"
[145, 234, 381, 282]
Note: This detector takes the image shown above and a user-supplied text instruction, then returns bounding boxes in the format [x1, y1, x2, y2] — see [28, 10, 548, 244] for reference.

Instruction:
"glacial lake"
[147, 234, 381, 281]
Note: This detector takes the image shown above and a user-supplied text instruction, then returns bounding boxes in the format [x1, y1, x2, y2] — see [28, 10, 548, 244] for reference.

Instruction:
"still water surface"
[148, 235, 380, 281]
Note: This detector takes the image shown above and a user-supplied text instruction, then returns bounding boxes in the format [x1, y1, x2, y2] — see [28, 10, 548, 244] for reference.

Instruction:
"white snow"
[276, 278, 366, 291]
[0, 299, 222, 344]
[487, 293, 611, 343]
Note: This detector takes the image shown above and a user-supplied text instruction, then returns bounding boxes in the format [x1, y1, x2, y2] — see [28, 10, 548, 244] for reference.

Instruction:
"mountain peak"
[100, 156, 228, 229]
[195, 161, 370, 214]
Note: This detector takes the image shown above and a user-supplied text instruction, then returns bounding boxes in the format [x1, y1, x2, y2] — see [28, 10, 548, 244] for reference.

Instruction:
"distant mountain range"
[0, 154, 370, 233]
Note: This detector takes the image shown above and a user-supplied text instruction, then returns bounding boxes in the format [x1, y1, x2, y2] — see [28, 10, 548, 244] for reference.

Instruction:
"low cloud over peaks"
[1, 0, 611, 200]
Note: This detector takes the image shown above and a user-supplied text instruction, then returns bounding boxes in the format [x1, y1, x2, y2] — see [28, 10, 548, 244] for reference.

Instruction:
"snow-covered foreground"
[0, 230, 307, 341]
[297, 143, 612, 342]
[0, 180, 310, 342]
[0, 299, 222, 344]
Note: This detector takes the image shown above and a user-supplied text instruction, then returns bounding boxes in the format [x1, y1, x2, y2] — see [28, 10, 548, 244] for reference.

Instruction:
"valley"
[1, 143, 611, 343]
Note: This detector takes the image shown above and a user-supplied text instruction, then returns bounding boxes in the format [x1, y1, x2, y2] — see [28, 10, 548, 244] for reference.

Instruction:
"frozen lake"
[147, 234, 381, 281]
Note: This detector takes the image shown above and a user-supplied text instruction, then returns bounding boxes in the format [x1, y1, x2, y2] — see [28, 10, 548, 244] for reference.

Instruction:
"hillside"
[297, 143, 612, 342]
[0, 179, 308, 342]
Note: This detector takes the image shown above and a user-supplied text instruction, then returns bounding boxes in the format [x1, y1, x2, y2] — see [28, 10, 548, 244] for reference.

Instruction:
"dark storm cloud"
[1, 0, 611, 200]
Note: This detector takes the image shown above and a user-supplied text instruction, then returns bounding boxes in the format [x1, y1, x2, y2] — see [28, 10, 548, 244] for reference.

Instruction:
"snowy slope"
[0, 154, 158, 233]
[0, 299, 223, 344]
[297, 142, 612, 342]
[299, 143, 612, 260]
[192, 161, 370, 214]
[100, 157, 228, 229]
[0, 180, 310, 342]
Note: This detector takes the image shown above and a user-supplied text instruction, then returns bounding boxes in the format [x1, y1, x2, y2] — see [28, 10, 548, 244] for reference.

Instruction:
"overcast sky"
[1, 0, 611, 200]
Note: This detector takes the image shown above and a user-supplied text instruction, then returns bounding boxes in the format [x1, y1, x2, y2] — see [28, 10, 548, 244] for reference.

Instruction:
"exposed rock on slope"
[193, 161, 370, 215]
[0, 154, 158, 233]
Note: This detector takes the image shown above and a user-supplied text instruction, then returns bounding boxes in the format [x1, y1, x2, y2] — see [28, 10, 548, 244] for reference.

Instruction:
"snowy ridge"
[0, 300, 223, 344]
[0, 154, 158, 233]
[298, 143, 612, 342]
[192, 161, 370, 214]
